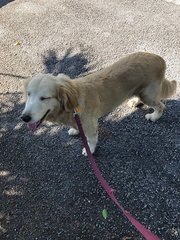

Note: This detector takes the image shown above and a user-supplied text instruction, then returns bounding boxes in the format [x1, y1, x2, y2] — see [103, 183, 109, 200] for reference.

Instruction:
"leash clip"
[73, 106, 81, 116]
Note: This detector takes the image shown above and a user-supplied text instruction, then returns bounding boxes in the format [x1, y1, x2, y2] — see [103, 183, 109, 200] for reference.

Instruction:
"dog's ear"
[58, 84, 78, 112]
[22, 78, 31, 101]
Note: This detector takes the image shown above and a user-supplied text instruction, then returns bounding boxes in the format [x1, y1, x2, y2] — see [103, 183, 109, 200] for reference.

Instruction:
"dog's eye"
[40, 97, 46, 101]
[27, 91, 31, 96]
[40, 97, 51, 101]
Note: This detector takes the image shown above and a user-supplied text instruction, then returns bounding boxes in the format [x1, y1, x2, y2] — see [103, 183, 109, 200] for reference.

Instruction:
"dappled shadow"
[0, 91, 180, 239]
[42, 48, 90, 78]
[0, 0, 14, 8]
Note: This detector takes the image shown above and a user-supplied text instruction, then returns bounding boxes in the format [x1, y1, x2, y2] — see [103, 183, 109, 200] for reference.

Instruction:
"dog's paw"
[82, 145, 95, 156]
[82, 148, 88, 156]
[145, 113, 158, 122]
[68, 128, 79, 136]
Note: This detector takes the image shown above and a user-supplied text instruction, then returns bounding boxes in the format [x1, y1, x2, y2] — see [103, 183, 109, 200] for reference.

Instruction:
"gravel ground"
[0, 0, 180, 239]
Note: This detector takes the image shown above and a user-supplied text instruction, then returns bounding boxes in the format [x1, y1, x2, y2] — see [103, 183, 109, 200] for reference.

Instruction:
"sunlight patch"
[0, 171, 10, 177]
[33, 127, 48, 136]
[3, 188, 24, 196]
[14, 122, 23, 130]
[49, 126, 62, 136]
[169, 227, 180, 237]
[33, 122, 62, 136]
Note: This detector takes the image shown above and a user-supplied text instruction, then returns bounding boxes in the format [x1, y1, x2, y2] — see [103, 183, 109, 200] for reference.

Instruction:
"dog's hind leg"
[140, 83, 165, 122]
[145, 101, 165, 122]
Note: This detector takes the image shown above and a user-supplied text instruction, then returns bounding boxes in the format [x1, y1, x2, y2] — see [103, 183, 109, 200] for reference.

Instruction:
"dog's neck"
[46, 108, 75, 127]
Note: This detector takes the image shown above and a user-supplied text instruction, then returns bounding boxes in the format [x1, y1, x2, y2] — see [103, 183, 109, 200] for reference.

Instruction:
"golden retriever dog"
[21, 52, 177, 155]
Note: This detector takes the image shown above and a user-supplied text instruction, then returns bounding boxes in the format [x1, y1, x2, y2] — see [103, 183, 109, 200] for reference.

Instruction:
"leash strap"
[74, 112, 160, 240]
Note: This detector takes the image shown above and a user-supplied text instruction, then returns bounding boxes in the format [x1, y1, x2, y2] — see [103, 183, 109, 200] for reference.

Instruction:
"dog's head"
[21, 73, 78, 130]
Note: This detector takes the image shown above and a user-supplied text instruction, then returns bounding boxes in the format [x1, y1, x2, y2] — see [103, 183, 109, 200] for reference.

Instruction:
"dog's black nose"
[21, 114, 31, 123]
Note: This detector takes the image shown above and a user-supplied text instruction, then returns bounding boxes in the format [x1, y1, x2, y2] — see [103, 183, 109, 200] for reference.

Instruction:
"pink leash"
[74, 111, 160, 240]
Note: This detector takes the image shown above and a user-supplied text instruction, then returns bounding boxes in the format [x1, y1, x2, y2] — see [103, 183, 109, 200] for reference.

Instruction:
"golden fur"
[21, 52, 177, 155]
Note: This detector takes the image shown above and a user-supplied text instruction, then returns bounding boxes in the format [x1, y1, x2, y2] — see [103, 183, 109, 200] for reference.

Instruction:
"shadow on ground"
[0, 0, 14, 8]
[0, 85, 180, 239]
[1, 52, 180, 239]
[42, 48, 90, 78]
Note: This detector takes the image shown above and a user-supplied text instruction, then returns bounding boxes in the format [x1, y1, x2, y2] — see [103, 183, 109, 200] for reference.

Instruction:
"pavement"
[0, 0, 180, 239]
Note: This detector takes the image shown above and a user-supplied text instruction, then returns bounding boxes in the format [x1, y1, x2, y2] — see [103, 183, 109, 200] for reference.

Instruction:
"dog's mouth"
[27, 110, 50, 131]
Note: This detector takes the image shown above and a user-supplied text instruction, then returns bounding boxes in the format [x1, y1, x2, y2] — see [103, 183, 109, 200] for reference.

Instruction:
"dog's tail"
[161, 79, 177, 99]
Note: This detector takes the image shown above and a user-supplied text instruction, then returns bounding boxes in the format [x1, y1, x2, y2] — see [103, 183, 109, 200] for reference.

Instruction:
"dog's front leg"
[82, 118, 98, 156]
[82, 133, 98, 156]
[68, 127, 79, 136]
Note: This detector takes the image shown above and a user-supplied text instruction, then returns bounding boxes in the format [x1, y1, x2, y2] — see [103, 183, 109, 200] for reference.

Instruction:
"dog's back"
[75, 52, 176, 116]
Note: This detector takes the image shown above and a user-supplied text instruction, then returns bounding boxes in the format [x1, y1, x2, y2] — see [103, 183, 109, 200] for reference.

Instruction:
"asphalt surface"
[0, 0, 180, 239]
